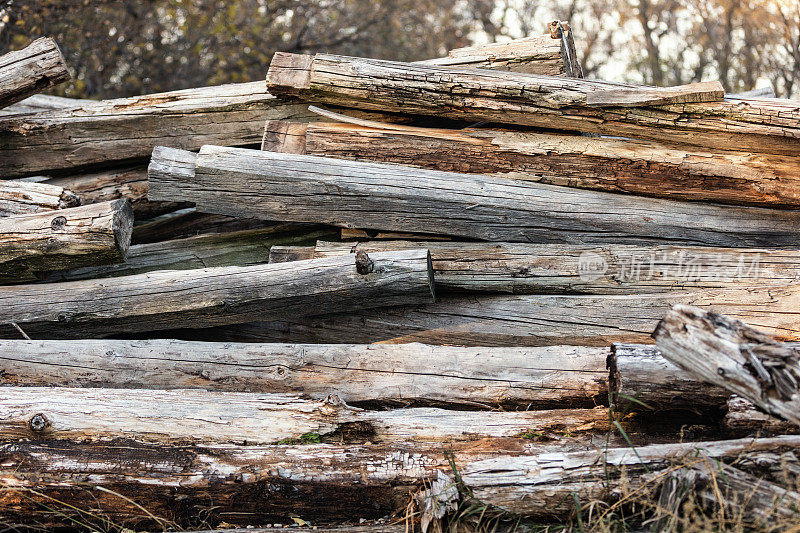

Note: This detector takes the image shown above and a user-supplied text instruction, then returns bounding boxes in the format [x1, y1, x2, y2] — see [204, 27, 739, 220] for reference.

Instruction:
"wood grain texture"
[0, 249, 434, 338]
[0, 199, 132, 284]
[585, 80, 724, 107]
[724, 396, 799, 436]
[0, 93, 93, 116]
[131, 207, 278, 245]
[266, 53, 800, 155]
[0, 340, 608, 408]
[149, 146, 800, 248]
[654, 304, 800, 426]
[0, 37, 69, 109]
[0, 180, 79, 216]
[264, 120, 800, 208]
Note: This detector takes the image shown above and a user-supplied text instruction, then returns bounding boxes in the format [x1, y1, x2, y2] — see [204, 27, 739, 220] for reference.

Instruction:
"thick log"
[262, 120, 800, 208]
[0, 340, 608, 408]
[131, 207, 277, 245]
[724, 396, 799, 436]
[0, 200, 132, 284]
[181, 287, 800, 347]
[0, 37, 70, 109]
[0, 249, 434, 338]
[148, 146, 800, 248]
[266, 53, 800, 154]
[0, 180, 79, 216]
[654, 305, 800, 426]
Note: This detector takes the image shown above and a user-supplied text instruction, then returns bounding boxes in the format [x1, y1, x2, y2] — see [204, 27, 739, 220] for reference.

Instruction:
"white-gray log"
[654, 304, 800, 426]
[0, 180, 79, 216]
[147, 146, 800, 248]
[0, 37, 70, 109]
[0, 199, 132, 284]
[724, 396, 800, 437]
[0, 249, 434, 338]
[0, 339, 608, 408]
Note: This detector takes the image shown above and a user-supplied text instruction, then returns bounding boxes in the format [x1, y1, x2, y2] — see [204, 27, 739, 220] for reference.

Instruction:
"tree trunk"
[654, 304, 800, 426]
[0, 180, 79, 216]
[0, 339, 608, 408]
[265, 53, 800, 154]
[0, 199, 133, 284]
[0, 37, 70, 109]
[148, 146, 800, 248]
[262, 120, 800, 208]
[724, 396, 800, 437]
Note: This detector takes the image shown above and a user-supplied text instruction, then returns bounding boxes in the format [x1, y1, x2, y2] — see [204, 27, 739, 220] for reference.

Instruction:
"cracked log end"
[267, 52, 313, 96]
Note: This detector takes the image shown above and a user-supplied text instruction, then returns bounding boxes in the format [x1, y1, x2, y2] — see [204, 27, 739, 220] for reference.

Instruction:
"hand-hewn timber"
[0, 340, 608, 408]
[0, 180, 79, 216]
[0, 200, 132, 284]
[262, 120, 800, 208]
[266, 53, 800, 154]
[0, 249, 434, 338]
[177, 287, 800, 347]
[131, 207, 278, 245]
[0, 37, 70, 109]
[724, 396, 800, 436]
[149, 146, 800, 248]
[654, 305, 800, 426]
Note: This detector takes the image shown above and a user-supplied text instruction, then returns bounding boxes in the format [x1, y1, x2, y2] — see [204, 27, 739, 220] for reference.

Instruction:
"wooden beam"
[130, 207, 277, 245]
[585, 80, 724, 107]
[148, 146, 800, 248]
[0, 93, 93, 116]
[0, 200, 133, 284]
[0, 37, 70, 109]
[0, 180, 79, 216]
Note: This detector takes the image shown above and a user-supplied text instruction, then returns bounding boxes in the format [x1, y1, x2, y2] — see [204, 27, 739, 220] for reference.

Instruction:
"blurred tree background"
[1, 0, 798, 99]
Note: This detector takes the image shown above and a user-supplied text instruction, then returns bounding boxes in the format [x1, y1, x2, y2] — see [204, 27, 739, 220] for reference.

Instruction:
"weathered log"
[0, 93, 93, 116]
[131, 207, 277, 245]
[148, 146, 800, 248]
[0, 200, 132, 284]
[724, 396, 799, 436]
[0, 180, 79, 216]
[266, 53, 800, 155]
[268, 245, 316, 263]
[729, 87, 776, 98]
[654, 304, 800, 426]
[0, 37, 70, 109]
[262, 120, 800, 208]
[0, 340, 608, 408]
[179, 287, 800, 347]
[341, 228, 451, 241]
[0, 249, 434, 338]
[585, 80, 724, 107]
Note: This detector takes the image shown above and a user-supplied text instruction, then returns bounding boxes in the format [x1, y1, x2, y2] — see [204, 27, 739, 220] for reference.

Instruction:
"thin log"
[0, 200, 132, 284]
[724, 396, 799, 437]
[131, 207, 277, 245]
[0, 339, 608, 408]
[0, 93, 93, 116]
[0, 180, 79, 216]
[729, 87, 776, 98]
[0, 37, 70, 109]
[341, 228, 451, 241]
[654, 304, 800, 426]
[0, 249, 434, 338]
[585, 80, 724, 107]
[266, 53, 800, 154]
[262, 120, 800, 208]
[148, 146, 800, 248]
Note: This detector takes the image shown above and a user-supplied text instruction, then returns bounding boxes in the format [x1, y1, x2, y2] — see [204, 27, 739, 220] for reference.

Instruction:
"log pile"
[2, 25, 800, 531]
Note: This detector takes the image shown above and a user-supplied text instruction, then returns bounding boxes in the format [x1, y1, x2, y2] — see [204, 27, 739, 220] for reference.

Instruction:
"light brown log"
[0, 249, 434, 338]
[268, 245, 315, 263]
[0, 200, 132, 284]
[0, 180, 79, 216]
[724, 396, 799, 437]
[148, 146, 800, 248]
[262, 120, 800, 208]
[0, 339, 608, 408]
[654, 304, 800, 426]
[266, 53, 800, 155]
[0, 37, 69, 109]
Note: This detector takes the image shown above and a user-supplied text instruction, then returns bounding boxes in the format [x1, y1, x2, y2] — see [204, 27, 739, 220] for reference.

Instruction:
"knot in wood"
[50, 215, 67, 230]
[355, 251, 374, 275]
[29, 413, 49, 432]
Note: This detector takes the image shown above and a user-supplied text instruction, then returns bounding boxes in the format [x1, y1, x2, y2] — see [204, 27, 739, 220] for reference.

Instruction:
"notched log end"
[267, 52, 313, 95]
[111, 199, 134, 259]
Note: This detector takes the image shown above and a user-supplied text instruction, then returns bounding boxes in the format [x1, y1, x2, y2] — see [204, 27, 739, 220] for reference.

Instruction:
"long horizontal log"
[263, 120, 800, 208]
[266, 53, 800, 155]
[654, 304, 800, 426]
[131, 207, 277, 245]
[0, 37, 70, 109]
[0, 93, 94, 116]
[0, 180, 79, 216]
[148, 146, 800, 248]
[0, 199, 133, 284]
[176, 287, 800, 347]
[724, 396, 799, 437]
[0, 340, 608, 408]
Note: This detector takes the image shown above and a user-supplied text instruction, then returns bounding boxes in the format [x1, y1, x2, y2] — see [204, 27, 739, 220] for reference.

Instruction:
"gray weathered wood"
[585, 80, 724, 107]
[268, 244, 316, 263]
[266, 53, 800, 155]
[131, 207, 278, 245]
[724, 396, 800, 436]
[0, 200, 132, 284]
[0, 93, 94, 116]
[654, 304, 800, 426]
[0, 180, 79, 216]
[149, 146, 800, 248]
[0, 340, 608, 408]
[0, 249, 433, 338]
[0, 37, 70, 109]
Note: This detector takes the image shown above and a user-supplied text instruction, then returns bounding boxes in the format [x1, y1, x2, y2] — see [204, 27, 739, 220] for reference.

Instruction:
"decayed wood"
[185, 287, 800, 347]
[131, 207, 277, 245]
[585, 80, 724, 107]
[0, 249, 434, 338]
[266, 53, 800, 155]
[149, 146, 800, 248]
[0, 340, 608, 408]
[654, 304, 800, 426]
[0, 37, 70, 109]
[0, 200, 133, 284]
[0, 180, 79, 216]
[724, 396, 799, 436]
[262, 120, 800, 208]
[0, 93, 94, 116]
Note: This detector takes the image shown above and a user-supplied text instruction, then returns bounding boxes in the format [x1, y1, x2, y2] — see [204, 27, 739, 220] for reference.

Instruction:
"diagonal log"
[0, 37, 70, 109]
